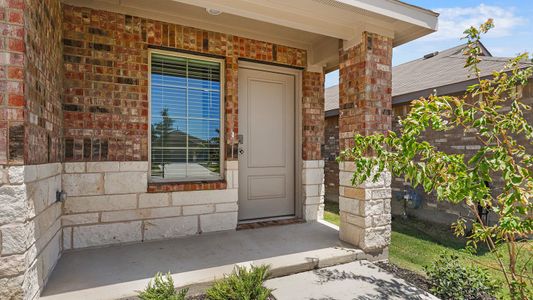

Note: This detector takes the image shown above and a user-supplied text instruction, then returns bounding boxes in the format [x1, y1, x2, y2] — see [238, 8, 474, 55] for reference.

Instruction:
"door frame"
[237, 60, 303, 221]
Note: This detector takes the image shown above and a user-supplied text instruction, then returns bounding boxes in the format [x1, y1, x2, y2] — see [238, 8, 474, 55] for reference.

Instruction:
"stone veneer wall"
[338, 32, 393, 254]
[61, 161, 238, 249]
[0, 164, 62, 299]
[390, 80, 533, 225]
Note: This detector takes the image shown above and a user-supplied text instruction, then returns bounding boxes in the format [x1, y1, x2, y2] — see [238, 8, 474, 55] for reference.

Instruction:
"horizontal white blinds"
[150, 53, 222, 181]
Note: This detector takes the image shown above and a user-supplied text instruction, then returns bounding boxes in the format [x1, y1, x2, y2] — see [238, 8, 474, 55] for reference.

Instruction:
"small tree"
[339, 19, 532, 298]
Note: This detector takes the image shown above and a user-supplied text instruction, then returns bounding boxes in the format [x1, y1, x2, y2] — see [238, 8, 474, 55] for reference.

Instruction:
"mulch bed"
[375, 262, 496, 300]
[374, 261, 432, 294]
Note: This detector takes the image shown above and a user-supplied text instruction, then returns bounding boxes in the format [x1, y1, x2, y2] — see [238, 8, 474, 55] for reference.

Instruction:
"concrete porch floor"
[41, 221, 365, 300]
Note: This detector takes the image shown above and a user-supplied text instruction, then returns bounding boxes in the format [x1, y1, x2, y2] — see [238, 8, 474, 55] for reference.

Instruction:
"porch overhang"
[62, 0, 438, 70]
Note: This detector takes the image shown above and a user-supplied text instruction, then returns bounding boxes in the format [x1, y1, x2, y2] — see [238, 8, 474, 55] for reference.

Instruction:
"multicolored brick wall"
[0, 0, 63, 166]
[0, 0, 25, 164]
[25, 0, 63, 164]
[61, 4, 307, 162]
[338, 32, 392, 150]
[323, 114, 339, 202]
[302, 71, 324, 160]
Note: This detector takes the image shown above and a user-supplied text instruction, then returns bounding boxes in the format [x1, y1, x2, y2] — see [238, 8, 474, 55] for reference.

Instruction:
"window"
[150, 50, 223, 182]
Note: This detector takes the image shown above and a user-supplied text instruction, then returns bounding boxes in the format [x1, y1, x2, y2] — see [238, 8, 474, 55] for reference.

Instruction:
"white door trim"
[237, 61, 303, 221]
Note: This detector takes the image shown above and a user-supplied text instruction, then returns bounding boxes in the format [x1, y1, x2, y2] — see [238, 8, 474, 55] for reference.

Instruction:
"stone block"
[384, 199, 391, 214]
[72, 221, 142, 248]
[104, 172, 147, 194]
[62, 173, 104, 196]
[372, 214, 391, 227]
[22, 263, 39, 300]
[23, 165, 37, 183]
[302, 168, 324, 185]
[8, 166, 24, 184]
[371, 188, 391, 200]
[36, 163, 62, 180]
[225, 170, 233, 188]
[360, 225, 391, 250]
[0, 275, 23, 300]
[304, 196, 322, 205]
[232, 171, 239, 188]
[0, 253, 25, 277]
[225, 160, 238, 170]
[302, 160, 319, 168]
[339, 196, 359, 215]
[62, 213, 99, 226]
[139, 193, 170, 208]
[64, 194, 137, 213]
[101, 207, 181, 222]
[183, 204, 214, 215]
[119, 161, 149, 172]
[0, 184, 30, 224]
[34, 203, 61, 239]
[338, 171, 354, 187]
[35, 219, 61, 253]
[339, 221, 362, 247]
[172, 189, 237, 206]
[64, 162, 85, 173]
[200, 212, 237, 233]
[41, 231, 61, 280]
[341, 186, 369, 200]
[143, 216, 198, 240]
[63, 227, 72, 250]
[342, 211, 371, 228]
[359, 199, 385, 217]
[1, 223, 35, 255]
[87, 161, 120, 173]
[303, 204, 319, 221]
[215, 202, 238, 212]
[339, 161, 356, 172]
[27, 179, 52, 215]
[303, 184, 319, 197]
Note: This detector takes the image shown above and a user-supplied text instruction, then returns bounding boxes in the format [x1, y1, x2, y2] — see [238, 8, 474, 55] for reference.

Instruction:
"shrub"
[206, 265, 272, 300]
[138, 272, 188, 300]
[424, 252, 498, 300]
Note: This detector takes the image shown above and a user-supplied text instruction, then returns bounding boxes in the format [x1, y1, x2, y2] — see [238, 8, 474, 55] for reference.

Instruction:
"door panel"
[238, 67, 295, 221]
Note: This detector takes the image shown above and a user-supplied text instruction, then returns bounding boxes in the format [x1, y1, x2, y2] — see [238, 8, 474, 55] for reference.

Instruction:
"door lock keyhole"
[239, 148, 244, 155]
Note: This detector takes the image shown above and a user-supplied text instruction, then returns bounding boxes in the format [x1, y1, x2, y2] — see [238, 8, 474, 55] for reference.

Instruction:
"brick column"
[338, 32, 393, 256]
[301, 71, 325, 221]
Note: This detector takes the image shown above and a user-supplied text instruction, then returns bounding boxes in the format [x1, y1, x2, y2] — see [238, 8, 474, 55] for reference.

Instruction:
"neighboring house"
[0, 0, 438, 298]
[324, 43, 533, 224]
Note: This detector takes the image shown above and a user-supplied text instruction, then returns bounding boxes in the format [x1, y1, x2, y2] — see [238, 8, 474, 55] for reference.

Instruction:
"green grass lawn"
[323, 201, 532, 297]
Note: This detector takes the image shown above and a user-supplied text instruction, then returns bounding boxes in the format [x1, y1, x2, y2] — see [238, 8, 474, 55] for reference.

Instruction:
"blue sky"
[325, 0, 533, 87]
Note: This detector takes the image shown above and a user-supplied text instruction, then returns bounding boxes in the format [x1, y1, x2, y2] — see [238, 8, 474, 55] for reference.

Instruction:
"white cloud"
[425, 4, 527, 41]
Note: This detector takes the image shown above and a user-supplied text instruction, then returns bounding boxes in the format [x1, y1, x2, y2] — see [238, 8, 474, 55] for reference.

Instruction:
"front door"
[238, 66, 295, 221]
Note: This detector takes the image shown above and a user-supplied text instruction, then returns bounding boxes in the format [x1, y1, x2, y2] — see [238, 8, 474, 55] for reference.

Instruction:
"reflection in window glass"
[150, 53, 221, 181]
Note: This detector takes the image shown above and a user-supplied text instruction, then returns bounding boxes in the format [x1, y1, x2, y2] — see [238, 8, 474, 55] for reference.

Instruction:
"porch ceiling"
[63, 0, 438, 69]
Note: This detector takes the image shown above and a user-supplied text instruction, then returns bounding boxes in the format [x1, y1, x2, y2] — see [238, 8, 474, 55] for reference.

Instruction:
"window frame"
[148, 49, 225, 183]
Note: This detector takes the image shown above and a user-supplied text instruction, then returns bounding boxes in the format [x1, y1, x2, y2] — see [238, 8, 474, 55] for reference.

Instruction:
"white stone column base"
[302, 160, 325, 221]
[338, 162, 391, 253]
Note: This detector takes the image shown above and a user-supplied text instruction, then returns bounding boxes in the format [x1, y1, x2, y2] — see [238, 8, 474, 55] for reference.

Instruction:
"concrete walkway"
[41, 221, 363, 300]
[266, 260, 438, 300]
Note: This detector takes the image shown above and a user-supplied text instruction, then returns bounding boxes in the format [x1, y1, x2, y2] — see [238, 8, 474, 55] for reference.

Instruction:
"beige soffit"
[62, 0, 438, 68]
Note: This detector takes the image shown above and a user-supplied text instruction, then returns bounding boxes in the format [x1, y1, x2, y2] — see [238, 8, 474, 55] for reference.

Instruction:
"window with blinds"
[150, 51, 223, 182]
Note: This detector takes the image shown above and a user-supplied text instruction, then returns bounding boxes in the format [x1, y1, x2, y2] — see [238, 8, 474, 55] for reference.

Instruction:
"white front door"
[238, 66, 295, 221]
